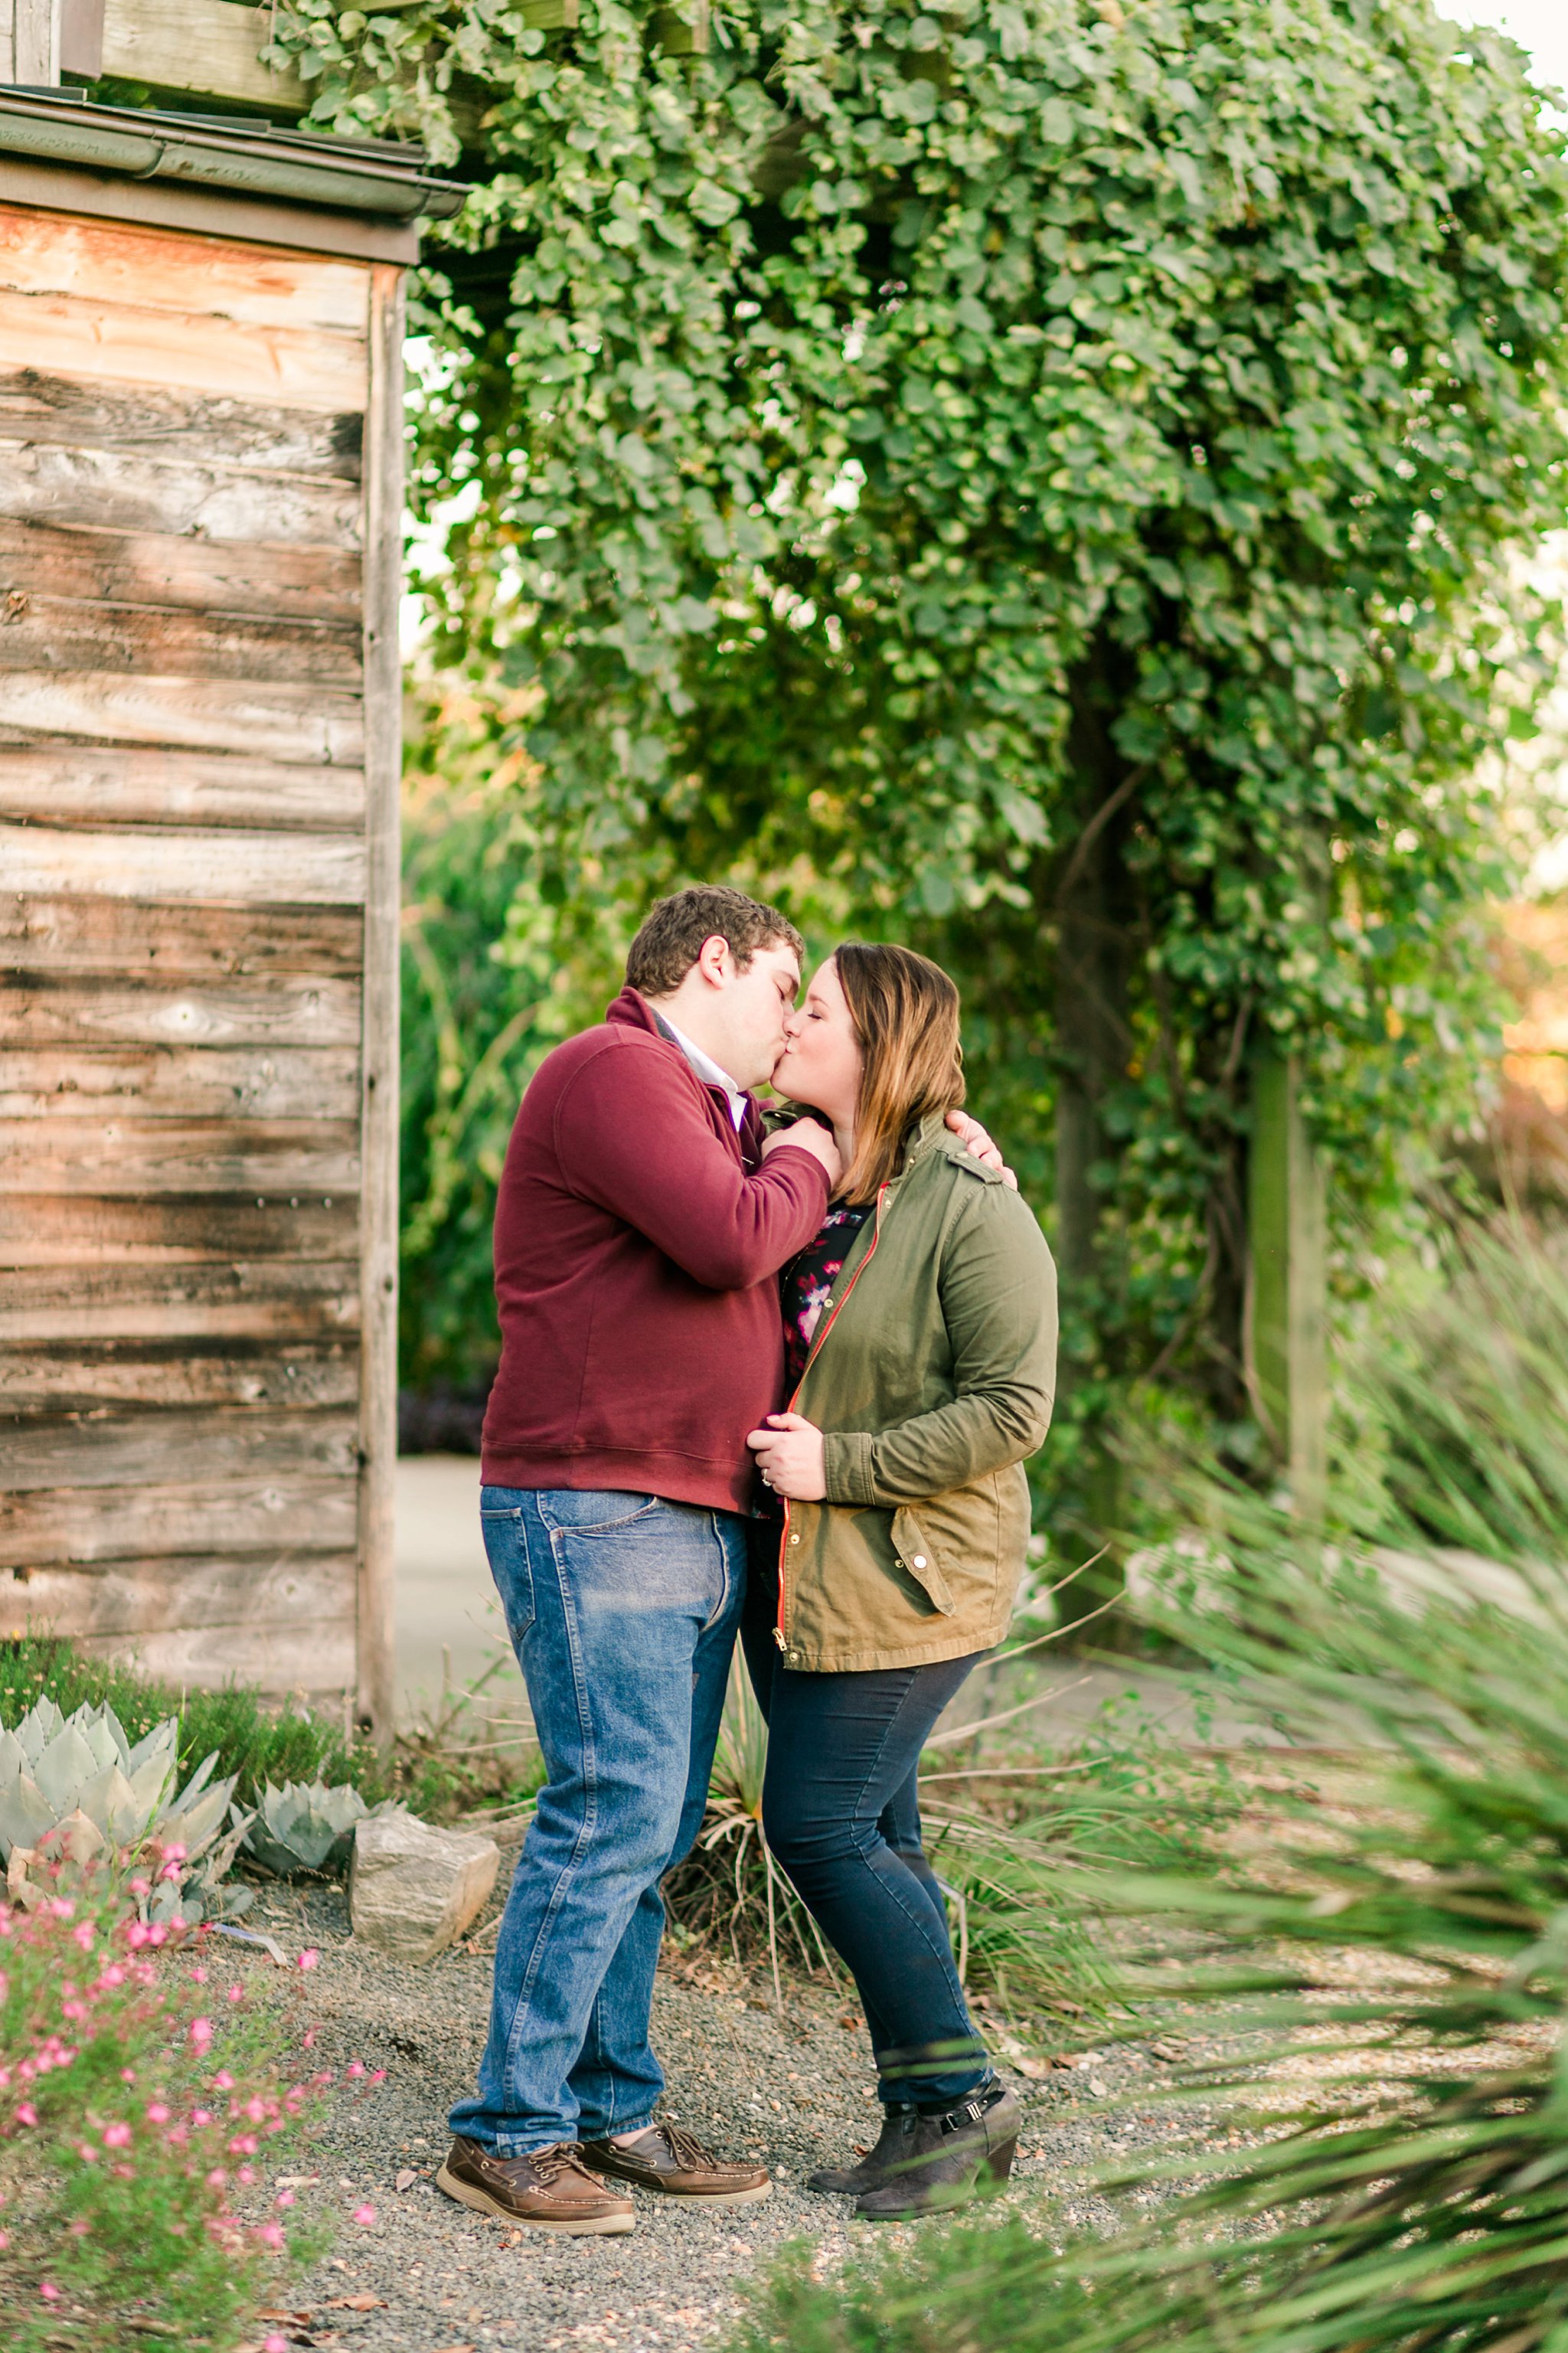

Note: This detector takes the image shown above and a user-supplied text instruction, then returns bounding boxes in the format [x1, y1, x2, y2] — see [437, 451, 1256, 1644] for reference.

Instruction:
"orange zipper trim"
[774, 1184, 888, 1654]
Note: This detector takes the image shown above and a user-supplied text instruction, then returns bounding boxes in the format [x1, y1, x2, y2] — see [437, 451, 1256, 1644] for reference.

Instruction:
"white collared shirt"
[657, 1013, 749, 1132]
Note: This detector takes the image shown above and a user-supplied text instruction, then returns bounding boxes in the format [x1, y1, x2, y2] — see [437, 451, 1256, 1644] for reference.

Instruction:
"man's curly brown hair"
[626, 887, 804, 998]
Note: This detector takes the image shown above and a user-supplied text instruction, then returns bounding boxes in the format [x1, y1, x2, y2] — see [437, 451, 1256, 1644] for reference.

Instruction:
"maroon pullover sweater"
[481, 986, 831, 1513]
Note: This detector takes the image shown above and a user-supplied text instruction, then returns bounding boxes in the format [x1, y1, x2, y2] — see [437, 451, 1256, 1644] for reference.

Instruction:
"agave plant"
[243, 1777, 373, 1877]
[0, 1697, 252, 1920]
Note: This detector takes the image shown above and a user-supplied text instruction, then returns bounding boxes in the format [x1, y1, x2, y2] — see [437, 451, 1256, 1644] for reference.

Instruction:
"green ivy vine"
[273, 0, 1568, 1479]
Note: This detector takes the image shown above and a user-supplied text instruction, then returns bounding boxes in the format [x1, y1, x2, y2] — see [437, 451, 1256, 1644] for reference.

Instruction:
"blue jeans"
[741, 1570, 990, 2111]
[449, 1488, 746, 2153]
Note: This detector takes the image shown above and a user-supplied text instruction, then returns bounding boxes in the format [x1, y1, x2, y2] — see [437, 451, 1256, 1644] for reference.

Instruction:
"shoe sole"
[435, 2160, 635, 2234]
[621, 2178, 772, 2207]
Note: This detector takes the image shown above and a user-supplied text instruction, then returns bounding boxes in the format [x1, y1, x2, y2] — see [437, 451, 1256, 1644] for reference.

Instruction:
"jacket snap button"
[913, 1554, 927, 1569]
[789, 1533, 800, 1545]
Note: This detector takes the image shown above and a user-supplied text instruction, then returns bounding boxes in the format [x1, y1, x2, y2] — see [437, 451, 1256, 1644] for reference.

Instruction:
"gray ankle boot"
[851, 2080, 1021, 2221]
[807, 2107, 918, 2194]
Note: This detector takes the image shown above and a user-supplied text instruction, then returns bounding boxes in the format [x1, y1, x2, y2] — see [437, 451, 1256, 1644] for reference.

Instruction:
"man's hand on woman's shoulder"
[763, 1120, 844, 1191]
[946, 1110, 1018, 1190]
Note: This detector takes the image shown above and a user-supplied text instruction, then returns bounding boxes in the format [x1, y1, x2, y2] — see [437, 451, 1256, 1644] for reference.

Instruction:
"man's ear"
[695, 935, 732, 988]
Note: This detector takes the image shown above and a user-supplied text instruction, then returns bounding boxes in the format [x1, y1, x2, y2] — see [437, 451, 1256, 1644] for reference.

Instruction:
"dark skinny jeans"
[740, 1564, 990, 2111]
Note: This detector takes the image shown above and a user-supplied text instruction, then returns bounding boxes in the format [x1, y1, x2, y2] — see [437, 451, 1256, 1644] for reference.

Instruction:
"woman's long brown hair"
[834, 943, 965, 1204]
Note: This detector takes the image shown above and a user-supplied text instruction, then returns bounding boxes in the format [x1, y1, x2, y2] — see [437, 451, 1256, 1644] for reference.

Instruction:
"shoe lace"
[648, 2123, 717, 2171]
[536, 2145, 598, 2185]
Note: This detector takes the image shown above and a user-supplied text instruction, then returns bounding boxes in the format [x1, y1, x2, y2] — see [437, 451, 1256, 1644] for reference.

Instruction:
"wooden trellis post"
[1246, 1044, 1328, 1519]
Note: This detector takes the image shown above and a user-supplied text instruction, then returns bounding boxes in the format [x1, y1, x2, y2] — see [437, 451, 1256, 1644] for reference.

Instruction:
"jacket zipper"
[774, 1183, 889, 1654]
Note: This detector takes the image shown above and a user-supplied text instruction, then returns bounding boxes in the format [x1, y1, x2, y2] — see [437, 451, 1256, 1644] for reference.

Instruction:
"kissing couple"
[437, 885, 1057, 2230]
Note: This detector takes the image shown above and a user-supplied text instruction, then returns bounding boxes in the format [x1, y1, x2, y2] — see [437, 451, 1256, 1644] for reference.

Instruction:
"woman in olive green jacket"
[745, 943, 1057, 2222]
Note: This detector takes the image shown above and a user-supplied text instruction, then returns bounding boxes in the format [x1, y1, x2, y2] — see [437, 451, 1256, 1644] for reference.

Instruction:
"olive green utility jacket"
[768, 1114, 1057, 1673]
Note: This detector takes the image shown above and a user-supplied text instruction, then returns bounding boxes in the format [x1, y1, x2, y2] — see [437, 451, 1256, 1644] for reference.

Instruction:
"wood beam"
[5, 0, 63, 83]
[355, 260, 404, 1747]
[94, 0, 576, 119]
[1246, 1042, 1328, 1518]
[100, 0, 305, 112]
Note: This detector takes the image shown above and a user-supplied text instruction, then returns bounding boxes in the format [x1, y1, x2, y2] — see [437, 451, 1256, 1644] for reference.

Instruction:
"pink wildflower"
[275, 2188, 296, 2209]
[297, 1948, 320, 1972]
[188, 1966, 208, 1984]
[205, 2168, 227, 2191]
[145, 2103, 170, 2126]
[237, 2165, 256, 2185]
[257, 2221, 285, 2250]
[102, 2123, 132, 2149]
[264, 2337, 289, 2353]
[346, 2061, 364, 2078]
[15, 2103, 38, 2127]
[227, 1982, 244, 2004]
[211, 2070, 235, 2090]
[72, 1921, 93, 1952]
[192, 2107, 212, 2126]
[188, 2017, 214, 2051]
[368, 2068, 387, 2084]
[352, 2203, 376, 2227]
[39, 2280, 60, 2303]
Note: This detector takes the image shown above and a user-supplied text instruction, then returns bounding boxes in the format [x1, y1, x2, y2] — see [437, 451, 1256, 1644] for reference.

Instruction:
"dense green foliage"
[733, 1224, 1568, 2353]
[276, 0, 1568, 1462]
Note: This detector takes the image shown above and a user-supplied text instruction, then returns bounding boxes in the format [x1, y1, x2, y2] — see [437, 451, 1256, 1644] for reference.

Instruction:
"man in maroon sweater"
[440, 887, 843, 2233]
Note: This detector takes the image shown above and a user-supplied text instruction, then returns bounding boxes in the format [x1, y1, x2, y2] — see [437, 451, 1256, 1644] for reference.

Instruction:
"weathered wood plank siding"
[0, 204, 380, 1695]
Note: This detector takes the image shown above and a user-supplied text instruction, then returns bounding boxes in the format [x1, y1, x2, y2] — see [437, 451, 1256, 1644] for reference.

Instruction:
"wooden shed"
[0, 80, 461, 1731]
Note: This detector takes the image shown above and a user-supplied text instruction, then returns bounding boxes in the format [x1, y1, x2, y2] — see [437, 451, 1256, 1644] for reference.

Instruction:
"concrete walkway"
[394, 1454, 524, 1724]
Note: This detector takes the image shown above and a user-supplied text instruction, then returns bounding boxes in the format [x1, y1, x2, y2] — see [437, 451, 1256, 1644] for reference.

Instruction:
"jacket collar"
[606, 983, 665, 1038]
[606, 985, 762, 1151]
[899, 1110, 1001, 1183]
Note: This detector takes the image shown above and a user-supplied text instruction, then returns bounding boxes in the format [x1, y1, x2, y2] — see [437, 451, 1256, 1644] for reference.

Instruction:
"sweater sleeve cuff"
[822, 1430, 877, 1506]
[765, 1140, 831, 1195]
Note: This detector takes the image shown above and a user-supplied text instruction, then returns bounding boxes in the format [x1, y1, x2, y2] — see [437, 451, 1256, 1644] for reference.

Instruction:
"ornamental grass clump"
[732, 1227, 1568, 2353]
[0, 1861, 366, 2351]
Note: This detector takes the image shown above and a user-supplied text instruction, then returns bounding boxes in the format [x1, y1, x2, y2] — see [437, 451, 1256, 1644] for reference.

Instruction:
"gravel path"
[227, 1881, 1197, 2353]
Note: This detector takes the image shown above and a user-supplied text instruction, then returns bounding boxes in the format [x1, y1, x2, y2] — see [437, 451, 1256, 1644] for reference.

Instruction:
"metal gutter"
[0, 87, 466, 221]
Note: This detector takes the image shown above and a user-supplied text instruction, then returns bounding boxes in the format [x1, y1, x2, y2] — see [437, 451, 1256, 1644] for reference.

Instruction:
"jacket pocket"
[891, 1507, 956, 1616]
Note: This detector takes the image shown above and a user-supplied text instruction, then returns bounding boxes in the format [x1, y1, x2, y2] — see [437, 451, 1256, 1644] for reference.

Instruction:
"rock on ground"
[349, 1812, 500, 1962]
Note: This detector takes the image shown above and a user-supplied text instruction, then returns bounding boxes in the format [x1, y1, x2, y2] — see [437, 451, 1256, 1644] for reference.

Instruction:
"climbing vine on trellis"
[274, 0, 1568, 1457]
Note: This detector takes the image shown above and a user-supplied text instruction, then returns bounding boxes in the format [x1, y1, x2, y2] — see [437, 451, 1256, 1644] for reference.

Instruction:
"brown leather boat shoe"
[436, 2135, 635, 2234]
[580, 2123, 771, 2205]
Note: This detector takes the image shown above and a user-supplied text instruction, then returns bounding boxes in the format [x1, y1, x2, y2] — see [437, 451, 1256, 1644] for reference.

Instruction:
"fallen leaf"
[328, 2295, 386, 2312]
[430, 2343, 475, 2353]
[1148, 2041, 1181, 2062]
[1088, 2077, 1109, 2096]
[1014, 2057, 1050, 2080]
[395, 2168, 418, 2191]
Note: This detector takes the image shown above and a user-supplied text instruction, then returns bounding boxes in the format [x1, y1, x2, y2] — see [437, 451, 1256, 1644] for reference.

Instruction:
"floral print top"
[779, 1199, 874, 1394]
